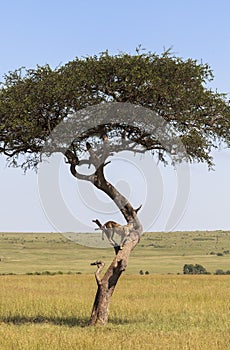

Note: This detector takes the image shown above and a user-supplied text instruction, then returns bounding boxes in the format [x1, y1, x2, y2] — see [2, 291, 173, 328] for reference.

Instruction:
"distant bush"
[214, 269, 230, 275]
[42, 271, 52, 275]
[216, 252, 224, 256]
[183, 264, 209, 275]
[25, 271, 79, 276]
[215, 269, 225, 275]
[139, 270, 150, 275]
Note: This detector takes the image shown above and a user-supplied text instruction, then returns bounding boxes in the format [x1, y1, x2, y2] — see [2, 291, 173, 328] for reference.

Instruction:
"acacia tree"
[0, 50, 229, 325]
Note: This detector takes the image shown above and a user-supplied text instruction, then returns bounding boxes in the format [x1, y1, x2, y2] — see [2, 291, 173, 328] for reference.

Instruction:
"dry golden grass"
[0, 274, 229, 349]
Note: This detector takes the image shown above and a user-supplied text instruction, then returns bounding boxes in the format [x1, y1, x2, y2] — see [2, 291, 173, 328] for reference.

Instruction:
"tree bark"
[89, 171, 142, 325]
[89, 235, 140, 325]
[65, 147, 143, 326]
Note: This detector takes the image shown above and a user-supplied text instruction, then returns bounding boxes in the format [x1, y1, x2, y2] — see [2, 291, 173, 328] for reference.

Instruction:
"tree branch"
[90, 260, 105, 286]
[135, 204, 142, 213]
[86, 142, 100, 167]
[66, 143, 142, 232]
[93, 163, 142, 230]
[64, 149, 95, 182]
[101, 133, 110, 162]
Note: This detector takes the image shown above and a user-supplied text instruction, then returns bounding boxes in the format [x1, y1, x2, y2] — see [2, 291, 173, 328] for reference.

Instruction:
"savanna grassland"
[0, 231, 229, 350]
[0, 230, 230, 275]
[0, 275, 229, 350]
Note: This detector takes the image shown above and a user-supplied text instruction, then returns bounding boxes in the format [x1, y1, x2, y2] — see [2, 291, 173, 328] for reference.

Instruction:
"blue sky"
[0, 0, 230, 233]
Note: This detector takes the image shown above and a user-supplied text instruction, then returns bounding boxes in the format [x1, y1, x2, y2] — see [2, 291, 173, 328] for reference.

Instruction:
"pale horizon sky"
[0, 0, 230, 234]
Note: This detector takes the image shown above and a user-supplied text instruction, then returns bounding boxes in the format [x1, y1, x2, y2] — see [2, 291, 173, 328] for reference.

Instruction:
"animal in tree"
[0, 49, 229, 325]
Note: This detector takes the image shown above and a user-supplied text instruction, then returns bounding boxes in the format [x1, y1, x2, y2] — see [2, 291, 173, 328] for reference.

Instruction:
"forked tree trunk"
[89, 233, 140, 325]
[65, 148, 143, 326]
[88, 163, 143, 325]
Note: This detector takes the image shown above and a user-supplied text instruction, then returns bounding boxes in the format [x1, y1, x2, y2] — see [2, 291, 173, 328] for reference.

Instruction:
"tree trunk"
[89, 235, 139, 325]
[65, 148, 143, 326]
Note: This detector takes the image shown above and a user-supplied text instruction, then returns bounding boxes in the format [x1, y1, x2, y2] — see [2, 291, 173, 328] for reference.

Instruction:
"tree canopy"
[1, 49, 229, 326]
[0, 49, 229, 170]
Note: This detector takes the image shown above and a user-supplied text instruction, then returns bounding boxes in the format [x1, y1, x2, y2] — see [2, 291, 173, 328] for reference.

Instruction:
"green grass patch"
[0, 230, 229, 275]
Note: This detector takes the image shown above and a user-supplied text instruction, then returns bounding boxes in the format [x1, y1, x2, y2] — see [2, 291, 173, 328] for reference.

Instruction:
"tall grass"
[0, 274, 229, 349]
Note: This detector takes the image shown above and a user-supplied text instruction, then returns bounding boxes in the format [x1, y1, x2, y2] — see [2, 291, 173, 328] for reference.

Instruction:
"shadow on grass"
[109, 317, 136, 325]
[1, 315, 137, 327]
[0, 315, 89, 327]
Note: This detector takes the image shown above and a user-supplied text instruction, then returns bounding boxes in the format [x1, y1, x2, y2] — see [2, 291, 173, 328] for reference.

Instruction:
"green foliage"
[214, 269, 225, 275]
[183, 263, 209, 274]
[24, 271, 80, 276]
[0, 50, 229, 170]
[214, 269, 230, 275]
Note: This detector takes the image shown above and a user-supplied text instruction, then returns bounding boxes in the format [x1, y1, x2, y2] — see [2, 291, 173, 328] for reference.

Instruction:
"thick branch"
[65, 143, 142, 238]
[64, 149, 95, 182]
[94, 165, 142, 229]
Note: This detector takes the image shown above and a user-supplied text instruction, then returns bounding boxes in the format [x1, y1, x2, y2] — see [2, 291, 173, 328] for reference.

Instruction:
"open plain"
[0, 231, 229, 350]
